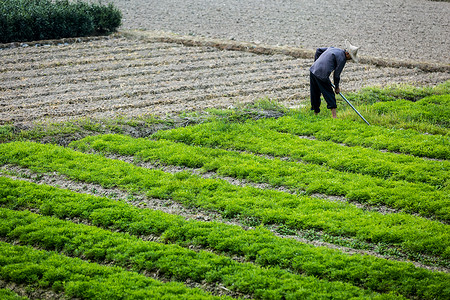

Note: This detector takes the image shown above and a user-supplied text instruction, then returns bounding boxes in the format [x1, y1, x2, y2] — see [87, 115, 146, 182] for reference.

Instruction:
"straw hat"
[345, 40, 360, 62]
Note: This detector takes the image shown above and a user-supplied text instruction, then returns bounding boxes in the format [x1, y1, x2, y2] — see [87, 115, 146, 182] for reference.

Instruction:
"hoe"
[331, 83, 370, 125]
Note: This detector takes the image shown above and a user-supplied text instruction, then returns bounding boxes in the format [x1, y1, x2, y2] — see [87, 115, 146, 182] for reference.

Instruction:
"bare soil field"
[108, 0, 450, 64]
[1, 32, 449, 125]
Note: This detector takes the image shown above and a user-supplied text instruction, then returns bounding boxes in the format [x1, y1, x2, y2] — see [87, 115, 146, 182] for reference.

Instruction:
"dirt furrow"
[34, 90, 301, 123]
[2, 54, 441, 106]
[0, 50, 242, 88]
[2, 61, 441, 113]
[4, 65, 447, 124]
[1, 34, 449, 125]
[0, 65, 305, 108]
[0, 79, 305, 123]
[0, 54, 299, 97]
[0, 37, 202, 61]
[1, 61, 303, 101]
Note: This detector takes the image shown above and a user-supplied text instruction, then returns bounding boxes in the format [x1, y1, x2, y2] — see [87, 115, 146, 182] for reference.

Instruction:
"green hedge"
[0, 0, 121, 43]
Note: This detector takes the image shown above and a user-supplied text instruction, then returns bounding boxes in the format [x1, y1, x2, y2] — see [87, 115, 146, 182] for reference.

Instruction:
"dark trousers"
[310, 72, 337, 113]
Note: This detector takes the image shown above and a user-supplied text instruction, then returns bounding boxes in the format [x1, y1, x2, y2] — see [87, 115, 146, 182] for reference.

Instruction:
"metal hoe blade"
[331, 83, 370, 125]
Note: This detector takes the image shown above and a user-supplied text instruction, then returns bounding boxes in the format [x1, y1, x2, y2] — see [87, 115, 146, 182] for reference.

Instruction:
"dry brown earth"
[108, 0, 450, 64]
[1, 31, 449, 125]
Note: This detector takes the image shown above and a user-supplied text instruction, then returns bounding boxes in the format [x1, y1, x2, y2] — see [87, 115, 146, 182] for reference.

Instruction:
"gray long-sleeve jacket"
[309, 47, 347, 89]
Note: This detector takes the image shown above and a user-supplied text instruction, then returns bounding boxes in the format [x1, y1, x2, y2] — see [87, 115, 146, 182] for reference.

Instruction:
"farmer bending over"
[309, 40, 359, 118]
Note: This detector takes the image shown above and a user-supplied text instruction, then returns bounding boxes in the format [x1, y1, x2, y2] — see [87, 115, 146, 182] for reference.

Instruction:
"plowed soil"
[1, 32, 449, 125]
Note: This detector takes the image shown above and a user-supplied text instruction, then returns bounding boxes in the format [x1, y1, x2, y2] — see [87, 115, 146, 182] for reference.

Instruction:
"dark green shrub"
[0, 0, 122, 43]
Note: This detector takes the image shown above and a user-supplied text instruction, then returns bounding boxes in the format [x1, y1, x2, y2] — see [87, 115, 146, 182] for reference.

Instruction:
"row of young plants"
[370, 94, 449, 128]
[1, 176, 448, 299]
[0, 207, 394, 299]
[258, 82, 450, 157]
[343, 81, 449, 105]
[254, 112, 449, 159]
[0, 141, 448, 260]
[0, 241, 222, 300]
[0, 289, 28, 300]
[152, 114, 448, 166]
[70, 133, 449, 221]
[149, 124, 448, 220]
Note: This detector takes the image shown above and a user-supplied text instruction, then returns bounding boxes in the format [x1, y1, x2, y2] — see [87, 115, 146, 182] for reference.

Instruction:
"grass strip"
[1, 176, 449, 299]
[0, 242, 223, 299]
[0, 208, 394, 300]
[150, 123, 449, 220]
[343, 81, 449, 104]
[0, 141, 448, 258]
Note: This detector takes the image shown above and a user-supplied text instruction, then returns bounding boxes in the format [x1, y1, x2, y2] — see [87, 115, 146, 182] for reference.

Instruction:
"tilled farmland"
[1, 33, 449, 124]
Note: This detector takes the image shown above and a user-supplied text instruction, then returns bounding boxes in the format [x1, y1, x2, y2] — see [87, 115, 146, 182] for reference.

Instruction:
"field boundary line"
[2, 30, 448, 73]
[121, 30, 450, 73]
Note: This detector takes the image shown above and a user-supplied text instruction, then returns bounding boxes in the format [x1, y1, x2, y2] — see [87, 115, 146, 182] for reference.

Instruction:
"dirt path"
[1, 32, 448, 125]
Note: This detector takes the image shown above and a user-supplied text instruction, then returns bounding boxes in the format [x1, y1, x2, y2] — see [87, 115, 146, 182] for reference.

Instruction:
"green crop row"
[149, 124, 449, 220]
[370, 94, 449, 128]
[70, 133, 449, 221]
[0, 208, 395, 299]
[340, 81, 450, 132]
[72, 133, 448, 189]
[0, 289, 28, 300]
[1, 177, 448, 299]
[248, 114, 449, 160]
[0, 142, 448, 258]
[152, 118, 449, 174]
[0, 240, 224, 300]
